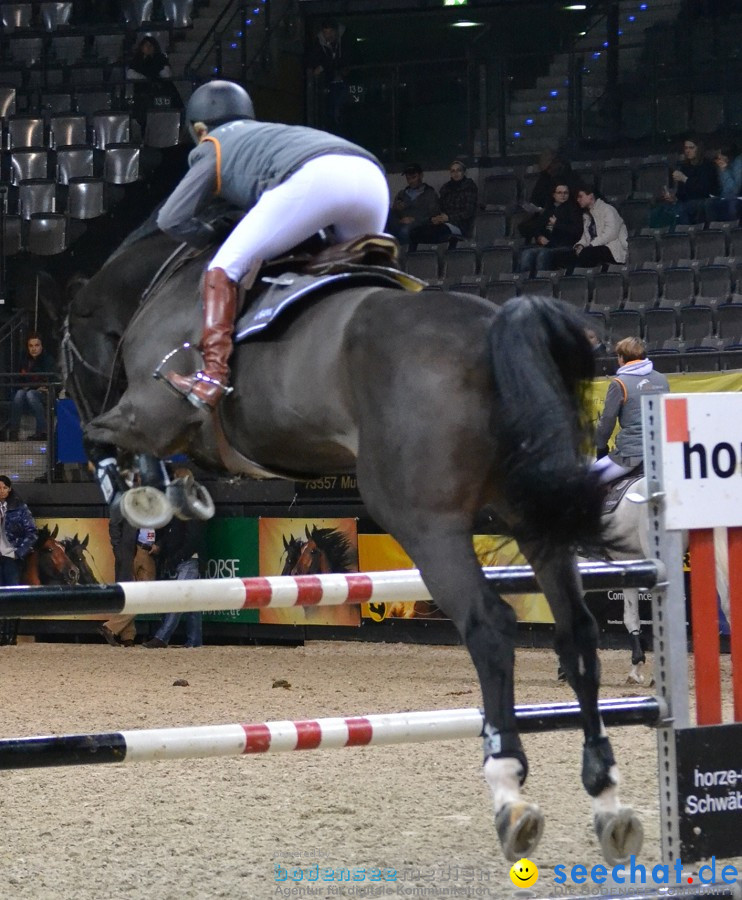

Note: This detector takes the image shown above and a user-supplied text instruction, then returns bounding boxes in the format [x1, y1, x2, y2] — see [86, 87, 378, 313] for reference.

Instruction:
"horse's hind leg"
[384, 526, 544, 861]
[524, 546, 643, 864]
[623, 588, 647, 685]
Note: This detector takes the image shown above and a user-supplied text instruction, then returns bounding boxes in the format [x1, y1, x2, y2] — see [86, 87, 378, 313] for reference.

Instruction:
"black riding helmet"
[186, 80, 255, 141]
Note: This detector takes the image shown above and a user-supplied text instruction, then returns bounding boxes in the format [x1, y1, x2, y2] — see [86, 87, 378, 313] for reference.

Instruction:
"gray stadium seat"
[474, 211, 507, 247]
[93, 112, 131, 149]
[694, 229, 728, 263]
[49, 114, 87, 149]
[50, 34, 86, 65]
[0, 85, 18, 119]
[644, 308, 678, 350]
[143, 109, 182, 148]
[404, 249, 440, 283]
[485, 273, 521, 306]
[2, 214, 23, 255]
[18, 179, 57, 219]
[555, 274, 589, 311]
[67, 176, 105, 219]
[10, 148, 50, 185]
[27, 212, 67, 254]
[481, 169, 519, 210]
[161, 0, 193, 27]
[76, 90, 114, 118]
[40, 2, 73, 30]
[56, 145, 95, 184]
[717, 305, 742, 347]
[479, 243, 514, 279]
[103, 143, 140, 184]
[122, 0, 154, 26]
[598, 160, 633, 200]
[1, 4, 32, 30]
[7, 116, 46, 149]
[680, 305, 715, 349]
[442, 247, 478, 287]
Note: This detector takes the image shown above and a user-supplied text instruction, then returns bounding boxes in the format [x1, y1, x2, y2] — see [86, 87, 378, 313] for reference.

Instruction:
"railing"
[0, 312, 29, 378]
[304, 12, 741, 165]
[185, 0, 293, 84]
[0, 374, 62, 484]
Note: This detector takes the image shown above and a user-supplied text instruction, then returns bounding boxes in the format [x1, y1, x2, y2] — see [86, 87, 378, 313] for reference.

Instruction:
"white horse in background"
[595, 476, 730, 684]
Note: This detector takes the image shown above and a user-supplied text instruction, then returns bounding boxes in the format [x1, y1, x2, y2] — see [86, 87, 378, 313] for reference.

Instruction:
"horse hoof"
[166, 477, 215, 522]
[495, 801, 545, 862]
[594, 807, 644, 865]
[120, 486, 174, 529]
[626, 666, 645, 685]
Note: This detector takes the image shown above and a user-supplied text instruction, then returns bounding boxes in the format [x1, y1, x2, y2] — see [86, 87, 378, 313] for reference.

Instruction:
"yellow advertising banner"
[358, 533, 553, 624]
[258, 517, 360, 627]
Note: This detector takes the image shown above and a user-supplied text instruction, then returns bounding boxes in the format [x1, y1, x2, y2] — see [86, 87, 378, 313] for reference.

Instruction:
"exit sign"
[444, 0, 469, 6]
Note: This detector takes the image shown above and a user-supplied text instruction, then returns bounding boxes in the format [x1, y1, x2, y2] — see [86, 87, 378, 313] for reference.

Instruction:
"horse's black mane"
[106, 199, 241, 265]
[310, 526, 356, 573]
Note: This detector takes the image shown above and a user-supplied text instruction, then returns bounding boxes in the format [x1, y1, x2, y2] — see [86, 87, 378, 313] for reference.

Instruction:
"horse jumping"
[64, 226, 642, 865]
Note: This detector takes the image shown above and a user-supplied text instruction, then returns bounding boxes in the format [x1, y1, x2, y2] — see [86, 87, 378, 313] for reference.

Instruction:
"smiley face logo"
[510, 858, 539, 888]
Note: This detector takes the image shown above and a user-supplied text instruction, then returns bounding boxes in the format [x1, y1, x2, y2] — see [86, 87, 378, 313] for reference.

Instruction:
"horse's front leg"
[524, 544, 643, 865]
[86, 439, 130, 507]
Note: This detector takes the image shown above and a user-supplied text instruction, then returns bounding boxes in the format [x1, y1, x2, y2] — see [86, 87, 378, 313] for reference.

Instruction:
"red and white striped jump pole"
[0, 560, 662, 618]
[0, 696, 661, 770]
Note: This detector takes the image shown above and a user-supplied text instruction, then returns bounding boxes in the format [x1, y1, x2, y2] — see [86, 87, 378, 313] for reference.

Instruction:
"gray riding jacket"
[157, 119, 383, 248]
[595, 359, 669, 467]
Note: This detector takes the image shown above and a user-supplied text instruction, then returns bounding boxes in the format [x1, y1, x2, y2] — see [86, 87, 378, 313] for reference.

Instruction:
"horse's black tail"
[489, 295, 604, 552]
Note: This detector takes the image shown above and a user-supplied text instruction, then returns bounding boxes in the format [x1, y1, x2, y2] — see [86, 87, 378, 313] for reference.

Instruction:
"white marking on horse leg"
[483, 756, 523, 813]
[592, 765, 621, 816]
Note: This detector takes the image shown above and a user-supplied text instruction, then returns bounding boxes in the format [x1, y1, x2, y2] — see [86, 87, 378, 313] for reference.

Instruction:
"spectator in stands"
[409, 160, 478, 247]
[386, 164, 441, 247]
[592, 336, 669, 485]
[142, 476, 204, 648]
[0, 476, 37, 588]
[126, 35, 178, 130]
[307, 21, 358, 135]
[6, 333, 57, 441]
[710, 144, 742, 223]
[517, 148, 574, 241]
[98, 524, 157, 646]
[662, 136, 719, 226]
[559, 184, 628, 271]
[516, 182, 583, 277]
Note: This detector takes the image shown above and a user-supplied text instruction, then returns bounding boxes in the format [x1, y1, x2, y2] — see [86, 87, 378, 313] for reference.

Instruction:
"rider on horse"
[592, 335, 669, 485]
[156, 79, 389, 412]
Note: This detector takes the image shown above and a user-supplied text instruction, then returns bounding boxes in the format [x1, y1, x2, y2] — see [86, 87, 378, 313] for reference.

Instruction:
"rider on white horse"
[592, 336, 669, 485]
[156, 80, 389, 412]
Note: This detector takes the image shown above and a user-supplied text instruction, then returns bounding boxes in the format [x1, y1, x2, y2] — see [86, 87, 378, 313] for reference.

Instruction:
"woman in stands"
[126, 35, 179, 129]
[663, 135, 719, 225]
[710, 144, 742, 223]
[7, 333, 57, 441]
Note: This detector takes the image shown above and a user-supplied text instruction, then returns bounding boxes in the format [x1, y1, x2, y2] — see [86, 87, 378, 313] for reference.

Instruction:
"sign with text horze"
[661, 393, 742, 530]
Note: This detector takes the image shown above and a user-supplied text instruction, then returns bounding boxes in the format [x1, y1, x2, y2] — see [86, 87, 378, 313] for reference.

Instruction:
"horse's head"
[33, 527, 79, 586]
[290, 530, 332, 576]
[281, 534, 305, 576]
[61, 533, 98, 585]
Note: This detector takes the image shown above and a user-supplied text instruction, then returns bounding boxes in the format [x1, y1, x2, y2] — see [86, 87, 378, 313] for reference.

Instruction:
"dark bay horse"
[64, 228, 642, 865]
[62, 534, 99, 585]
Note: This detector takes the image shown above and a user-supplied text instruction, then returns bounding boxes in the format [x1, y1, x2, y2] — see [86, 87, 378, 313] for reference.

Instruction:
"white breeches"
[208, 154, 390, 281]
[591, 455, 634, 485]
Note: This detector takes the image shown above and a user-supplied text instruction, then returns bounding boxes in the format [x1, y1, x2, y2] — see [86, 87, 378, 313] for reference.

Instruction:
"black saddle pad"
[233, 268, 412, 344]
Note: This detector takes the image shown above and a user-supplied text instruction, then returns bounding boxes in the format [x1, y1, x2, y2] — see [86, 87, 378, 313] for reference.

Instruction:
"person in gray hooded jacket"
[156, 79, 389, 413]
[592, 336, 669, 485]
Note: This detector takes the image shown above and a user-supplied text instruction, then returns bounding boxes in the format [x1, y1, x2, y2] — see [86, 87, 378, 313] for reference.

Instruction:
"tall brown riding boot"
[164, 267, 238, 412]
